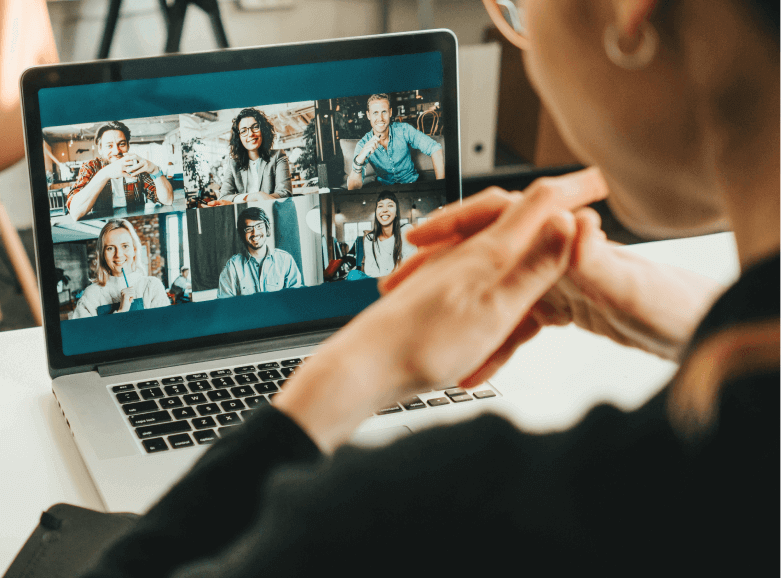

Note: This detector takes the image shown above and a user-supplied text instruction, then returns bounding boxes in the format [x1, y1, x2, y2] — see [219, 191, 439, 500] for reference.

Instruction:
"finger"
[406, 187, 515, 247]
[458, 314, 541, 389]
[410, 167, 608, 248]
[378, 234, 462, 294]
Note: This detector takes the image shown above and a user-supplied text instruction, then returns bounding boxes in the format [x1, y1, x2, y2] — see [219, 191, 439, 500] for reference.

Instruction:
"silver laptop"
[21, 31, 513, 514]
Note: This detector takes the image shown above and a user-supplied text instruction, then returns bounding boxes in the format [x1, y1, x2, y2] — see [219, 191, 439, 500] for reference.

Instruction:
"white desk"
[0, 232, 740, 573]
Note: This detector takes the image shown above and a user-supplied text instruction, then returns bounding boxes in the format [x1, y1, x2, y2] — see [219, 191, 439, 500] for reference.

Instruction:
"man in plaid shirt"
[67, 120, 174, 220]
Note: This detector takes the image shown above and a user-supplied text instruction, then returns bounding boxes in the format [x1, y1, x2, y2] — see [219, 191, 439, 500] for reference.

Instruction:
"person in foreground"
[72, 220, 170, 318]
[84, 0, 779, 575]
[217, 207, 302, 297]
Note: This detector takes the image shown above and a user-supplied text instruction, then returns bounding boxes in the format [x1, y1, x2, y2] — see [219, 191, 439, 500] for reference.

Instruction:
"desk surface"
[0, 232, 740, 573]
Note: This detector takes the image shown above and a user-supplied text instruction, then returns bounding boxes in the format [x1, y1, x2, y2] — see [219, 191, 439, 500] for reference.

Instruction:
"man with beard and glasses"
[217, 206, 302, 298]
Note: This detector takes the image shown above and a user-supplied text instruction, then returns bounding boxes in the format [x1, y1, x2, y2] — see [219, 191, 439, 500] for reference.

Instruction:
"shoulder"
[271, 248, 295, 262]
[78, 158, 102, 174]
[269, 149, 287, 160]
[223, 253, 244, 269]
[357, 130, 373, 145]
[80, 282, 105, 297]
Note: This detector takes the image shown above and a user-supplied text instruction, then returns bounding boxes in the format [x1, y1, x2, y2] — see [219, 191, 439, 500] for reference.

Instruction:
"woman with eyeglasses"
[214, 107, 292, 205]
[87, 0, 777, 575]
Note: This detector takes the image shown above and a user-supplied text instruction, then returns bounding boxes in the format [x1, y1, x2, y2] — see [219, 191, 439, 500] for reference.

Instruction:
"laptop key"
[193, 429, 217, 444]
[451, 394, 473, 403]
[171, 407, 197, 420]
[427, 397, 450, 407]
[142, 437, 168, 453]
[122, 400, 159, 415]
[258, 369, 282, 381]
[255, 382, 277, 394]
[207, 390, 231, 402]
[230, 386, 255, 398]
[192, 416, 217, 429]
[187, 380, 212, 392]
[216, 412, 240, 426]
[257, 361, 279, 370]
[159, 397, 184, 409]
[137, 380, 160, 389]
[183, 393, 207, 405]
[135, 420, 191, 439]
[195, 403, 221, 416]
[234, 365, 255, 374]
[377, 404, 402, 415]
[161, 376, 184, 385]
[281, 358, 302, 367]
[211, 376, 235, 389]
[164, 384, 188, 396]
[401, 396, 426, 410]
[112, 384, 134, 393]
[186, 373, 208, 381]
[444, 388, 467, 398]
[210, 369, 232, 377]
[280, 367, 296, 378]
[167, 433, 194, 449]
[473, 390, 496, 399]
[245, 395, 268, 408]
[116, 391, 140, 404]
[141, 387, 165, 400]
[235, 373, 258, 385]
[129, 410, 171, 427]
[221, 399, 245, 412]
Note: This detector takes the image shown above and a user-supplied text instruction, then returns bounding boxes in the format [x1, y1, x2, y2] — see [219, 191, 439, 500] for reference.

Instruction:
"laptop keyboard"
[108, 356, 498, 454]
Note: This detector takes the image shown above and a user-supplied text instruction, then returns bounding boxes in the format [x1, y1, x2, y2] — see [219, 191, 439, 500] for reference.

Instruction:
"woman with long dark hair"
[217, 107, 292, 203]
[362, 191, 416, 277]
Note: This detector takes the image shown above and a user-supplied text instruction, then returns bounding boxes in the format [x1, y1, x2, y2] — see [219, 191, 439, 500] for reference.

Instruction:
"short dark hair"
[237, 206, 271, 237]
[229, 108, 276, 169]
[181, 267, 189, 274]
[367, 94, 391, 110]
[95, 121, 131, 148]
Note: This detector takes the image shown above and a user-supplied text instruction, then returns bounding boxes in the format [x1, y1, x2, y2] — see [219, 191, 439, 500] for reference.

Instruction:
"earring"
[603, 21, 659, 70]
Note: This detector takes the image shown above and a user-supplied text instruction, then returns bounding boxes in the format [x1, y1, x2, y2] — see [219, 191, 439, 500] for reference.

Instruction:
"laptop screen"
[29, 36, 457, 365]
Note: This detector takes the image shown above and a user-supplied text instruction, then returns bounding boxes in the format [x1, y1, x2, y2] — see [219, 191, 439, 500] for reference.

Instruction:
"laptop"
[21, 30, 515, 514]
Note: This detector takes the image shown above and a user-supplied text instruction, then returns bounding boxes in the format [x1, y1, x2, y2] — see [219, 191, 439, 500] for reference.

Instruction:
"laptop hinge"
[96, 329, 337, 378]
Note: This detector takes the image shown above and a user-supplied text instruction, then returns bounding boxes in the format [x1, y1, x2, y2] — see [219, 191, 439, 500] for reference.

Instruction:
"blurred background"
[0, 0, 633, 331]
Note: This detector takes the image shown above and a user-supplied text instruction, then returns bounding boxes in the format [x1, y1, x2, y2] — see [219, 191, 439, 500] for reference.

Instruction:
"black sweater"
[85, 255, 780, 577]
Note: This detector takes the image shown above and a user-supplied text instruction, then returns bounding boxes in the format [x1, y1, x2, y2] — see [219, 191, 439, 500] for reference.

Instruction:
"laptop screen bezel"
[21, 30, 461, 377]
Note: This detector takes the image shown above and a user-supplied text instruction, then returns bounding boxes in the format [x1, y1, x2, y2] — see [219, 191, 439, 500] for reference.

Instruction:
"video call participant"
[67, 121, 174, 221]
[362, 191, 416, 277]
[347, 94, 444, 190]
[213, 108, 292, 205]
[217, 207, 302, 297]
[71, 219, 170, 318]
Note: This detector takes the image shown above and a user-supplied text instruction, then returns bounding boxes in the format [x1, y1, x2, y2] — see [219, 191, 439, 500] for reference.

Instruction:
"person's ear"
[611, 0, 657, 41]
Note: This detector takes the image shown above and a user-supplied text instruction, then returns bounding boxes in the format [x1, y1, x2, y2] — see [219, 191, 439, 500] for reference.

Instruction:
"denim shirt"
[217, 248, 303, 298]
[355, 123, 442, 185]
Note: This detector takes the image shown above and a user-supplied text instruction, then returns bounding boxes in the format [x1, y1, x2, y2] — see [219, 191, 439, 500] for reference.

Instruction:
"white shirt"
[237, 158, 262, 203]
[362, 225, 416, 278]
[110, 177, 127, 208]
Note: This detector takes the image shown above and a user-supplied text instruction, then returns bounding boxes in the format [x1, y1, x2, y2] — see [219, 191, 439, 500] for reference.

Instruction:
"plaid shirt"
[66, 158, 159, 213]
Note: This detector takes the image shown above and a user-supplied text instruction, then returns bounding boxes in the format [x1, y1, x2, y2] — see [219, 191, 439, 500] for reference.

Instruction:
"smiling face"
[103, 227, 136, 276]
[98, 129, 129, 163]
[367, 99, 391, 137]
[242, 219, 268, 252]
[376, 197, 397, 227]
[238, 116, 262, 152]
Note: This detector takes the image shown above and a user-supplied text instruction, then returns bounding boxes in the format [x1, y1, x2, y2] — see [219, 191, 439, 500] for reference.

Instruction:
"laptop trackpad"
[350, 425, 412, 448]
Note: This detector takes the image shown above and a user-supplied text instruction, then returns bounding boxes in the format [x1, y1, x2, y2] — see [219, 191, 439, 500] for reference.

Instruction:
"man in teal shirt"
[347, 94, 445, 190]
[217, 207, 303, 297]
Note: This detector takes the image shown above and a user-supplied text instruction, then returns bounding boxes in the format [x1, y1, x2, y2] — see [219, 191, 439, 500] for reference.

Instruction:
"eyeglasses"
[238, 123, 261, 136]
[243, 223, 266, 234]
[482, 0, 528, 50]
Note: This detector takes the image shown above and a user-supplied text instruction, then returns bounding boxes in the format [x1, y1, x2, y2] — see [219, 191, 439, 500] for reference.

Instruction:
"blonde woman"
[71, 219, 169, 317]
